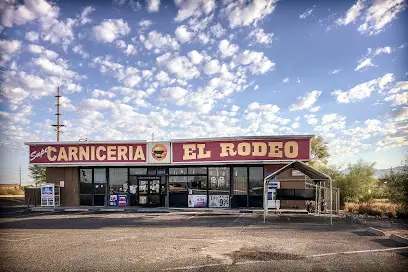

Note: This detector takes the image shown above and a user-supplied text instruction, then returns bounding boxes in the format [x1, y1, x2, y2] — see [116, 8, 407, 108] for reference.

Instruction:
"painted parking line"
[233, 214, 243, 223]
[0, 233, 58, 242]
[307, 246, 408, 258]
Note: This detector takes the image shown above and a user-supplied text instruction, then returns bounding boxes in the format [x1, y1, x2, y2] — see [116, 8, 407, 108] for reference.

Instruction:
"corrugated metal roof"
[265, 160, 331, 182]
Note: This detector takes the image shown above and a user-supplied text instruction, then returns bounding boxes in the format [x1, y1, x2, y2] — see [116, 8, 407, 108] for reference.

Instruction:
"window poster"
[109, 194, 118, 206]
[188, 195, 207, 208]
[209, 195, 229, 208]
[118, 195, 128, 206]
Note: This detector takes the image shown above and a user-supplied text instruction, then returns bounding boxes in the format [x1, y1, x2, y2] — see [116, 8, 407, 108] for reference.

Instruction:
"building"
[25, 135, 312, 209]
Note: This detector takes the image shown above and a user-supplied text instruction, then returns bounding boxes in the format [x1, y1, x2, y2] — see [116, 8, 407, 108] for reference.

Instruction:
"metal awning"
[263, 160, 333, 225]
[264, 160, 331, 183]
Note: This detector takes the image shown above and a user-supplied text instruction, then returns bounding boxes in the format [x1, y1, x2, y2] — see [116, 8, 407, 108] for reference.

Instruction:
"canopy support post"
[330, 177, 333, 225]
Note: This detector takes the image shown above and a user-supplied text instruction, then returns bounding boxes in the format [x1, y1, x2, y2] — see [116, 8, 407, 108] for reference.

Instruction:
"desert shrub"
[346, 202, 404, 218]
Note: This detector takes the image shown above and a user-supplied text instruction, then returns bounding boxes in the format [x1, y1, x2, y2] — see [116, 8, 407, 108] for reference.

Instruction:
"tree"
[341, 160, 377, 202]
[381, 155, 408, 206]
[310, 136, 330, 166]
[29, 165, 47, 186]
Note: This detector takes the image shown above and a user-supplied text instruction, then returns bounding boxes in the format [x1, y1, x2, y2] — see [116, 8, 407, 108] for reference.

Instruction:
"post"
[52, 87, 64, 141]
[330, 178, 333, 225]
[19, 166, 21, 186]
[263, 177, 268, 223]
[56, 87, 60, 141]
[315, 182, 319, 214]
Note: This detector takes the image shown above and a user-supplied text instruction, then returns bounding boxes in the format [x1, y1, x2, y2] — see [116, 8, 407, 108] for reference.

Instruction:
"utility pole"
[51, 87, 64, 141]
[19, 166, 21, 187]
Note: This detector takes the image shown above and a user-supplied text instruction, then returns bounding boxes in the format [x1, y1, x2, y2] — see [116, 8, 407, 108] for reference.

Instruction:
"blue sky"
[0, 0, 407, 185]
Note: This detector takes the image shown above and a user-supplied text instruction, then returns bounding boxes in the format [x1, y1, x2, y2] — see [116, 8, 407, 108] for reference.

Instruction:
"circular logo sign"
[151, 144, 168, 161]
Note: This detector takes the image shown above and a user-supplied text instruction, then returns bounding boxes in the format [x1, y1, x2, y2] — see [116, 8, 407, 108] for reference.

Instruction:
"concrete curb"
[367, 227, 386, 236]
[64, 208, 89, 212]
[390, 234, 408, 245]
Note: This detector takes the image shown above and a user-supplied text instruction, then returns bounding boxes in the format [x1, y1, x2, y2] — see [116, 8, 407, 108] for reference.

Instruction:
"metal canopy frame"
[263, 160, 333, 225]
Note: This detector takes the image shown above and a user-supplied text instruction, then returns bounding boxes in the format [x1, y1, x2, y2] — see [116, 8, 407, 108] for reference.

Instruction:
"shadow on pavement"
[0, 214, 354, 231]
[373, 238, 408, 248]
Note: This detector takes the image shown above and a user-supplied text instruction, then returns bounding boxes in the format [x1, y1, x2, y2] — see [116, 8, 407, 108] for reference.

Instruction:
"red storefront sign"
[29, 143, 147, 164]
[171, 138, 311, 163]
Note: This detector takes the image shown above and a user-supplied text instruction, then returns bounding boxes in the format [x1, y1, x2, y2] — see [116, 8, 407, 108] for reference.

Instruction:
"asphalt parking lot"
[0, 211, 407, 272]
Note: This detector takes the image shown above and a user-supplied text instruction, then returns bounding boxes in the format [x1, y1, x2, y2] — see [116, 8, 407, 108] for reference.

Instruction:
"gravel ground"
[0, 212, 407, 272]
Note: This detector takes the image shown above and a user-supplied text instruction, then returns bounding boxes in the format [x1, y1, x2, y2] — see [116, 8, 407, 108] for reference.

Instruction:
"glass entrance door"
[138, 179, 161, 207]
[129, 176, 138, 206]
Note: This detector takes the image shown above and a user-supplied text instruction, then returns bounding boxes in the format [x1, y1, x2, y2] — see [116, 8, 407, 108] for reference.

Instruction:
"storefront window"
[208, 167, 230, 208]
[147, 167, 156, 175]
[249, 167, 263, 196]
[129, 168, 147, 175]
[169, 176, 187, 192]
[79, 169, 92, 194]
[233, 167, 247, 195]
[169, 168, 187, 175]
[109, 168, 128, 194]
[157, 167, 166, 175]
[93, 168, 106, 195]
[188, 176, 207, 195]
[188, 167, 207, 175]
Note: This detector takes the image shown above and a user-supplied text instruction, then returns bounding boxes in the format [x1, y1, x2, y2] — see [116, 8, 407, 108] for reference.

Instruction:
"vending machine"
[268, 180, 280, 209]
[41, 184, 60, 207]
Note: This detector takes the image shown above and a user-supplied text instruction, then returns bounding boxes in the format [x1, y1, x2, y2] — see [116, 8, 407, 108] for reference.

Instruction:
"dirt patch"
[226, 247, 304, 264]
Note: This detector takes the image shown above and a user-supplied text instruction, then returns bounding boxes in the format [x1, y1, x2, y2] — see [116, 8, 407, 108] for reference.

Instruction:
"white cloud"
[40, 17, 76, 47]
[157, 54, 200, 79]
[0, 40, 21, 54]
[355, 58, 374, 71]
[355, 46, 393, 71]
[231, 105, 239, 112]
[330, 69, 341, 75]
[222, 0, 277, 28]
[146, 0, 160, 12]
[65, 83, 82, 93]
[160, 86, 189, 105]
[219, 39, 239, 59]
[92, 89, 116, 99]
[0, 0, 57, 28]
[174, 0, 216, 22]
[72, 45, 89, 59]
[25, 31, 39, 42]
[188, 50, 203, 64]
[175, 25, 193, 43]
[384, 92, 408, 106]
[289, 90, 322, 111]
[79, 6, 95, 25]
[282, 77, 289, 83]
[139, 20, 153, 28]
[238, 50, 275, 74]
[210, 23, 226, 38]
[299, 6, 316, 19]
[358, 0, 406, 35]
[310, 106, 320, 112]
[140, 31, 179, 52]
[33, 57, 75, 78]
[332, 73, 395, 103]
[390, 81, 408, 94]
[93, 19, 131, 43]
[115, 40, 137, 55]
[204, 59, 221, 75]
[27, 44, 58, 59]
[390, 107, 408, 121]
[60, 96, 76, 111]
[336, 0, 365, 25]
[248, 28, 273, 45]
